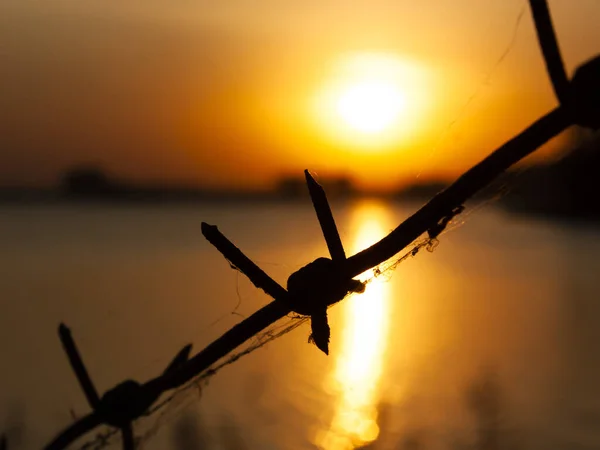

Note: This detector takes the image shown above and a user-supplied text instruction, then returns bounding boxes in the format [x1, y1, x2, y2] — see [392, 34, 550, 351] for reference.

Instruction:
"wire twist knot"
[96, 381, 158, 429]
[286, 257, 364, 316]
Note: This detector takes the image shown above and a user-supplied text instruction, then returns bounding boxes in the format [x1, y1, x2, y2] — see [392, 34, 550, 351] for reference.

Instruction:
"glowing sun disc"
[312, 52, 428, 149]
[336, 79, 406, 134]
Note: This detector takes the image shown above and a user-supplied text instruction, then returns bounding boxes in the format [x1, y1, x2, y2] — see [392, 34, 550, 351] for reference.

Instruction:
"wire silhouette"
[43, 1, 600, 448]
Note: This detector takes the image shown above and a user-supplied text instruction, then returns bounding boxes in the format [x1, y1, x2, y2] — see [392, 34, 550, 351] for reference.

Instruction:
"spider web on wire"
[415, 2, 526, 180]
[72, 314, 309, 449]
[71, 186, 518, 450]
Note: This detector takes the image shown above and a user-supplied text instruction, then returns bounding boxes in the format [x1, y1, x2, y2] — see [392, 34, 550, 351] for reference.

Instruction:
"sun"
[335, 78, 406, 134]
[312, 52, 428, 149]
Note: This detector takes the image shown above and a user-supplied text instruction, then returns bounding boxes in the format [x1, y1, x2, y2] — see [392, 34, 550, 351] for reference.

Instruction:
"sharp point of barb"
[201, 222, 221, 241]
[201, 222, 215, 233]
[304, 169, 318, 184]
[163, 343, 193, 375]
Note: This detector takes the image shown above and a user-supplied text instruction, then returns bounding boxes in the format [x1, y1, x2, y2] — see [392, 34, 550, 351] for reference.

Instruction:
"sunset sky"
[1, 0, 599, 190]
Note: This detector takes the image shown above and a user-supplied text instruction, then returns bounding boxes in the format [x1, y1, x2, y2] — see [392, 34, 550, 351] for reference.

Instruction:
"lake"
[1, 200, 600, 450]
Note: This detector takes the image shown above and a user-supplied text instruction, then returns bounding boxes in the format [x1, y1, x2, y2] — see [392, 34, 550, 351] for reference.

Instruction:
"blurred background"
[1, 0, 600, 448]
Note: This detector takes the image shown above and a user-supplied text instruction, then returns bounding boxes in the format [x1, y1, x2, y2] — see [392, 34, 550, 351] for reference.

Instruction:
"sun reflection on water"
[316, 201, 394, 450]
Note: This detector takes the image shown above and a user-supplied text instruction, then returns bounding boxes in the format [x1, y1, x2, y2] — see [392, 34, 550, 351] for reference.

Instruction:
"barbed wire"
[40, 1, 600, 449]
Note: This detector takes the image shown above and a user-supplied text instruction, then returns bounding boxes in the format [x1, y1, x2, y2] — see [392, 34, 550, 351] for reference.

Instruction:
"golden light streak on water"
[316, 201, 394, 450]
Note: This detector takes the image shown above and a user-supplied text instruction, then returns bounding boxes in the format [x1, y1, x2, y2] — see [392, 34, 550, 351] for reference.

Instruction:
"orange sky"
[1, 0, 599, 190]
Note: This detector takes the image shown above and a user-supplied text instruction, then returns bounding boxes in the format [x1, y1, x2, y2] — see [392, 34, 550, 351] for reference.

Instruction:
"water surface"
[1, 200, 599, 449]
